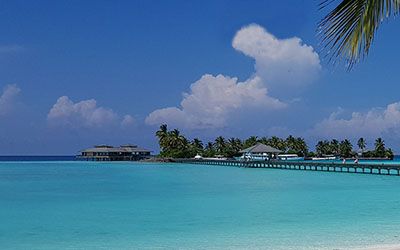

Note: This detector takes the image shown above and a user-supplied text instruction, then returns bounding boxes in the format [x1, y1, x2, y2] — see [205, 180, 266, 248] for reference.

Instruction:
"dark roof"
[81, 144, 151, 153]
[239, 143, 282, 154]
[120, 144, 137, 148]
[94, 145, 113, 148]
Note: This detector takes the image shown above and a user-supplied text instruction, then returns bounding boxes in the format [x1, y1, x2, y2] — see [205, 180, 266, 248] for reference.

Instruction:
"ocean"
[0, 160, 399, 249]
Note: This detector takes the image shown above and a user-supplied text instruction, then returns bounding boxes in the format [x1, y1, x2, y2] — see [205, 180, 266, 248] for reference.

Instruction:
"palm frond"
[318, 0, 400, 68]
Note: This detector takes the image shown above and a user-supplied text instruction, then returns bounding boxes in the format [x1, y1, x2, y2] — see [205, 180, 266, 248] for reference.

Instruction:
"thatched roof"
[239, 143, 282, 154]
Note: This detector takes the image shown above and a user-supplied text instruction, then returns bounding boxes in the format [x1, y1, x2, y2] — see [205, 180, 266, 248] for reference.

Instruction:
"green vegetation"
[357, 138, 366, 153]
[314, 137, 393, 159]
[315, 139, 352, 157]
[155, 124, 395, 159]
[362, 138, 394, 159]
[319, 0, 400, 68]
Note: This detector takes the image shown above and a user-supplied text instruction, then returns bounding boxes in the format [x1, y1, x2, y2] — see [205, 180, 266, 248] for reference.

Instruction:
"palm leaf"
[318, 0, 400, 68]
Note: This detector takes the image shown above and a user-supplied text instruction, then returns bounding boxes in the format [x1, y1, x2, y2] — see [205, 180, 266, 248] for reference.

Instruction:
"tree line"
[155, 124, 394, 159]
[313, 138, 393, 159]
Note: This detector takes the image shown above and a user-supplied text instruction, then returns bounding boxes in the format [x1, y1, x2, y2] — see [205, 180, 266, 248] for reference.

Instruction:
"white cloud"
[0, 84, 21, 115]
[47, 96, 134, 128]
[312, 103, 400, 139]
[121, 114, 135, 127]
[146, 74, 286, 129]
[232, 24, 321, 89]
[146, 24, 320, 129]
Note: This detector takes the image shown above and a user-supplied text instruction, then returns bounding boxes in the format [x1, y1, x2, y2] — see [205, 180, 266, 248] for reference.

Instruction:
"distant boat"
[194, 154, 203, 160]
[277, 154, 303, 161]
[203, 155, 227, 160]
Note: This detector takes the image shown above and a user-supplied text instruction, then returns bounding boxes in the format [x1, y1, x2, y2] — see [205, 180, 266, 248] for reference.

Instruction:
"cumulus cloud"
[146, 74, 286, 129]
[146, 24, 320, 129]
[0, 84, 21, 115]
[47, 96, 134, 128]
[233, 24, 321, 89]
[312, 103, 400, 139]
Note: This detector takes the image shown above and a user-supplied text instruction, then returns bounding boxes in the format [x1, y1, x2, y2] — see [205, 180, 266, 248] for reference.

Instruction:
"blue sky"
[1, 0, 400, 154]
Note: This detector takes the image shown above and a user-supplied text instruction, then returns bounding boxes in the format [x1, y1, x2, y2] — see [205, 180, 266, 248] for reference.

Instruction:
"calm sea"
[0, 160, 400, 249]
[0, 155, 75, 161]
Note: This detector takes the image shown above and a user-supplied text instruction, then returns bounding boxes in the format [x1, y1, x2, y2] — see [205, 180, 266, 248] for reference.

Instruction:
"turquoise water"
[1, 161, 400, 249]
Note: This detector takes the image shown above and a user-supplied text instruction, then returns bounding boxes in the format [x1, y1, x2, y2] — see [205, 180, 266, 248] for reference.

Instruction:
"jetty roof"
[240, 143, 282, 154]
[81, 145, 151, 153]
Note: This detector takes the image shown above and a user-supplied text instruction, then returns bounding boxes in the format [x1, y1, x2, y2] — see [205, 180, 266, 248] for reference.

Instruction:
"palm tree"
[225, 137, 242, 158]
[204, 142, 216, 157]
[156, 124, 168, 150]
[243, 136, 258, 148]
[258, 136, 269, 146]
[339, 139, 353, 158]
[214, 136, 226, 155]
[316, 141, 325, 156]
[191, 138, 204, 155]
[374, 137, 386, 157]
[156, 126, 191, 158]
[385, 148, 394, 159]
[316, 140, 331, 156]
[167, 129, 181, 148]
[285, 136, 308, 156]
[319, 0, 400, 67]
[228, 138, 242, 152]
[167, 129, 189, 155]
[235, 138, 243, 150]
[330, 139, 340, 156]
[285, 135, 297, 153]
[205, 142, 214, 150]
[192, 138, 203, 149]
[267, 136, 286, 151]
[295, 137, 309, 157]
[357, 137, 366, 153]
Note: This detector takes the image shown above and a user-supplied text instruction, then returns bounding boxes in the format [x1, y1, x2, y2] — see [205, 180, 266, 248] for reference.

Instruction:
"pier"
[175, 159, 400, 176]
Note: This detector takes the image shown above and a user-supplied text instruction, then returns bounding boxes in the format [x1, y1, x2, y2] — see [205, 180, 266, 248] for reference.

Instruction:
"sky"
[1, 0, 400, 155]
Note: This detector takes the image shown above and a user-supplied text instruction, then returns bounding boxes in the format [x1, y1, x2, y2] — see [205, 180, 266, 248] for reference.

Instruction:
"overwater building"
[239, 142, 282, 160]
[78, 144, 151, 161]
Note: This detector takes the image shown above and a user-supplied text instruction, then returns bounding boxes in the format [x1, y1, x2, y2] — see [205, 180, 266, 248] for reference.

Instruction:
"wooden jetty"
[175, 159, 400, 176]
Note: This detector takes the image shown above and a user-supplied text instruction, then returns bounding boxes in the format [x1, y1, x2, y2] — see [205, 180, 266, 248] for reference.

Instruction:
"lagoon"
[1, 161, 400, 249]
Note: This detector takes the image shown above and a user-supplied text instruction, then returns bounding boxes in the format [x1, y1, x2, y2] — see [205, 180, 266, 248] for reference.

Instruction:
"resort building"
[240, 142, 282, 160]
[78, 144, 151, 161]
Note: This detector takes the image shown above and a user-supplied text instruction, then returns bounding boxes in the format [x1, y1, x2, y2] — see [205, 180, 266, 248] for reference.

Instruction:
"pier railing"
[175, 159, 400, 176]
